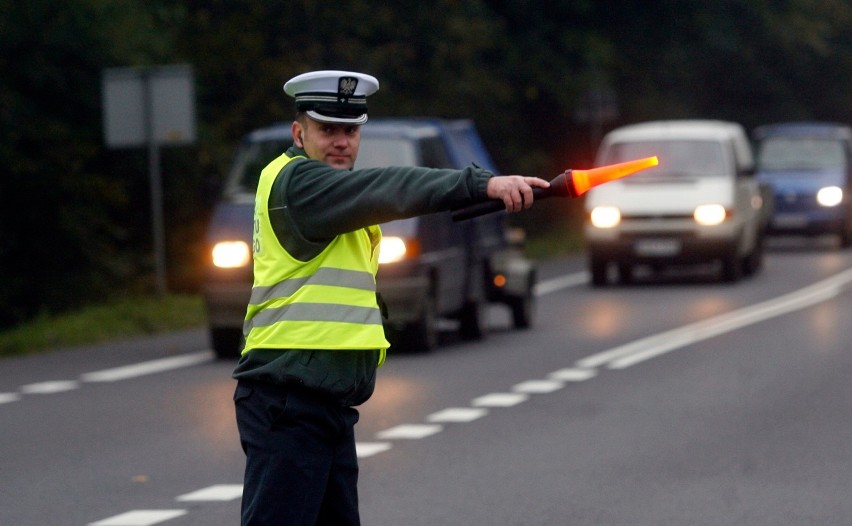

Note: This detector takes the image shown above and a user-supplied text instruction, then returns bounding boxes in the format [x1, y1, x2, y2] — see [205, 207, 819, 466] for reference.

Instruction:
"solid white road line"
[88, 509, 187, 526]
[534, 271, 588, 296]
[578, 267, 852, 370]
[19, 380, 79, 394]
[176, 484, 243, 502]
[80, 351, 212, 383]
[0, 392, 21, 404]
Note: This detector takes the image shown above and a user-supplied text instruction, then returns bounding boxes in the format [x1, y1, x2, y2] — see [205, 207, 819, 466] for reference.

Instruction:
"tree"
[0, 0, 176, 326]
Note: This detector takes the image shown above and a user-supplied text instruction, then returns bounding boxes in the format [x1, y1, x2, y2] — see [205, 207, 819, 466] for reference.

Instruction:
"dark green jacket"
[233, 145, 494, 406]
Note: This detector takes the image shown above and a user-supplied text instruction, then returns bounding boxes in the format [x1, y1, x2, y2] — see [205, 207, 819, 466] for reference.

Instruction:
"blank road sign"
[102, 64, 196, 147]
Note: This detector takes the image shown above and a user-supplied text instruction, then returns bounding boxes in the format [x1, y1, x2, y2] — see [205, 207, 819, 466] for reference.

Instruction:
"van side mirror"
[739, 165, 756, 177]
[505, 227, 527, 247]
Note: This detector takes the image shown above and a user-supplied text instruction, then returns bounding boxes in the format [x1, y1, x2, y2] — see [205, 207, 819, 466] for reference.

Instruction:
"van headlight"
[694, 204, 727, 226]
[817, 186, 843, 207]
[590, 206, 621, 228]
[379, 237, 408, 264]
[212, 241, 251, 268]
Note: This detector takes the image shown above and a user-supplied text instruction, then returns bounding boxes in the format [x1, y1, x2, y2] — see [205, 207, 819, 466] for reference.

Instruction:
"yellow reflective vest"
[242, 152, 389, 363]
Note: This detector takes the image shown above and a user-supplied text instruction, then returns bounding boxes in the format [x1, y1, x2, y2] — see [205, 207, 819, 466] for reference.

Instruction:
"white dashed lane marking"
[375, 424, 443, 440]
[471, 392, 529, 407]
[427, 407, 488, 423]
[1, 351, 215, 408]
[512, 379, 564, 394]
[548, 367, 597, 382]
[176, 484, 243, 502]
[88, 509, 187, 526]
[7, 273, 586, 409]
[356, 442, 393, 458]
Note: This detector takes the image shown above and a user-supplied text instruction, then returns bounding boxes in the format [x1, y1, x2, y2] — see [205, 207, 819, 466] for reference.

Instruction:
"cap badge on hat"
[338, 77, 358, 100]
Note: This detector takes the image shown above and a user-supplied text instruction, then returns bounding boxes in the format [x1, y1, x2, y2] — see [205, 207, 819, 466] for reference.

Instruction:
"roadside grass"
[0, 294, 207, 358]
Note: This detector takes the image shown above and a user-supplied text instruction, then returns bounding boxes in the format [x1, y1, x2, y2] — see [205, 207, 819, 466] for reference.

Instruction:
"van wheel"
[459, 298, 487, 340]
[742, 235, 764, 276]
[405, 297, 439, 353]
[590, 257, 608, 287]
[617, 263, 633, 285]
[211, 327, 243, 360]
[721, 253, 742, 282]
[510, 278, 536, 329]
[459, 266, 488, 340]
[840, 227, 852, 248]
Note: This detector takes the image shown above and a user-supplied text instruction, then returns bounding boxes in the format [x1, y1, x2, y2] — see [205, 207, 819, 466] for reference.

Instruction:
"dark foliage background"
[1, 0, 850, 328]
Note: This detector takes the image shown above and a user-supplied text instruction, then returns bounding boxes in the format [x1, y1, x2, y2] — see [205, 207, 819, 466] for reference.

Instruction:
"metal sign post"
[102, 65, 196, 295]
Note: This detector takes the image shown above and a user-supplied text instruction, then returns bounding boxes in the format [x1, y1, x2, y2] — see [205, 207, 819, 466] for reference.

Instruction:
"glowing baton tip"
[570, 155, 660, 195]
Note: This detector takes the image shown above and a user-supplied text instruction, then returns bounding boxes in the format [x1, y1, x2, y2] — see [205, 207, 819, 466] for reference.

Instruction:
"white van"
[583, 120, 769, 285]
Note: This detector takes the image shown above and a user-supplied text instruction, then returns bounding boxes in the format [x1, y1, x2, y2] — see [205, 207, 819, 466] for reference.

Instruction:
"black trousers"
[234, 380, 361, 526]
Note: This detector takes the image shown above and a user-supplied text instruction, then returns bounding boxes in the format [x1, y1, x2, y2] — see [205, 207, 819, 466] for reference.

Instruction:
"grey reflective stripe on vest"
[248, 267, 376, 306]
[244, 303, 383, 332]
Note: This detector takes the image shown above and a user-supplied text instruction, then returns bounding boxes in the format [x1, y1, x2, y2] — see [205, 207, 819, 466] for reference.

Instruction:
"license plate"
[772, 213, 809, 228]
[634, 238, 682, 257]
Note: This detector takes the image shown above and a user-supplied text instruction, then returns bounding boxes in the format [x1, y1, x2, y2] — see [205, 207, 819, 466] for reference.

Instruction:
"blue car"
[753, 122, 852, 247]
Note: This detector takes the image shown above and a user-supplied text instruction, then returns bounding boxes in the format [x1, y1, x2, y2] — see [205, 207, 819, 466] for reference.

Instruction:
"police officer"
[233, 70, 549, 526]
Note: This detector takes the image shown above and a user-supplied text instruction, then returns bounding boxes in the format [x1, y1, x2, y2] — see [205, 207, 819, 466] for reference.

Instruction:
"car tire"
[406, 297, 440, 353]
[617, 262, 633, 285]
[211, 327, 243, 360]
[742, 234, 764, 276]
[459, 269, 488, 340]
[839, 226, 852, 249]
[459, 298, 487, 340]
[509, 276, 536, 329]
[721, 252, 742, 282]
[590, 257, 608, 287]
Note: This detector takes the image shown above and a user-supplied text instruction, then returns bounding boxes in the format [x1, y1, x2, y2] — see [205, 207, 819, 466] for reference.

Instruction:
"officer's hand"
[486, 176, 550, 213]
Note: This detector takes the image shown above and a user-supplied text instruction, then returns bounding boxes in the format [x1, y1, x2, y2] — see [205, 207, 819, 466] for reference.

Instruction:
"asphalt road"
[2, 237, 851, 526]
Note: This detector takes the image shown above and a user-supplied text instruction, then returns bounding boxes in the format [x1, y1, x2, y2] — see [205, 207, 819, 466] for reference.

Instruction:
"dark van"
[753, 122, 852, 247]
[202, 118, 536, 358]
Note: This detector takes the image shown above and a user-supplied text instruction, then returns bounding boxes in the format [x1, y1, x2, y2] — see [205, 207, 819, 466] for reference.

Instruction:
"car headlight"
[817, 186, 843, 207]
[212, 241, 251, 268]
[694, 204, 727, 226]
[590, 206, 621, 228]
[378, 237, 408, 264]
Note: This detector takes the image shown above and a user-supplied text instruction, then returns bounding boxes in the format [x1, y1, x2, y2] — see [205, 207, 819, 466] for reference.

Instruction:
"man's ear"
[291, 121, 304, 147]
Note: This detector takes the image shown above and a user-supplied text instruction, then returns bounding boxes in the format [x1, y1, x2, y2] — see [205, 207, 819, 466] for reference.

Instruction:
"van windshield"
[226, 139, 290, 196]
[757, 138, 846, 172]
[603, 140, 726, 178]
